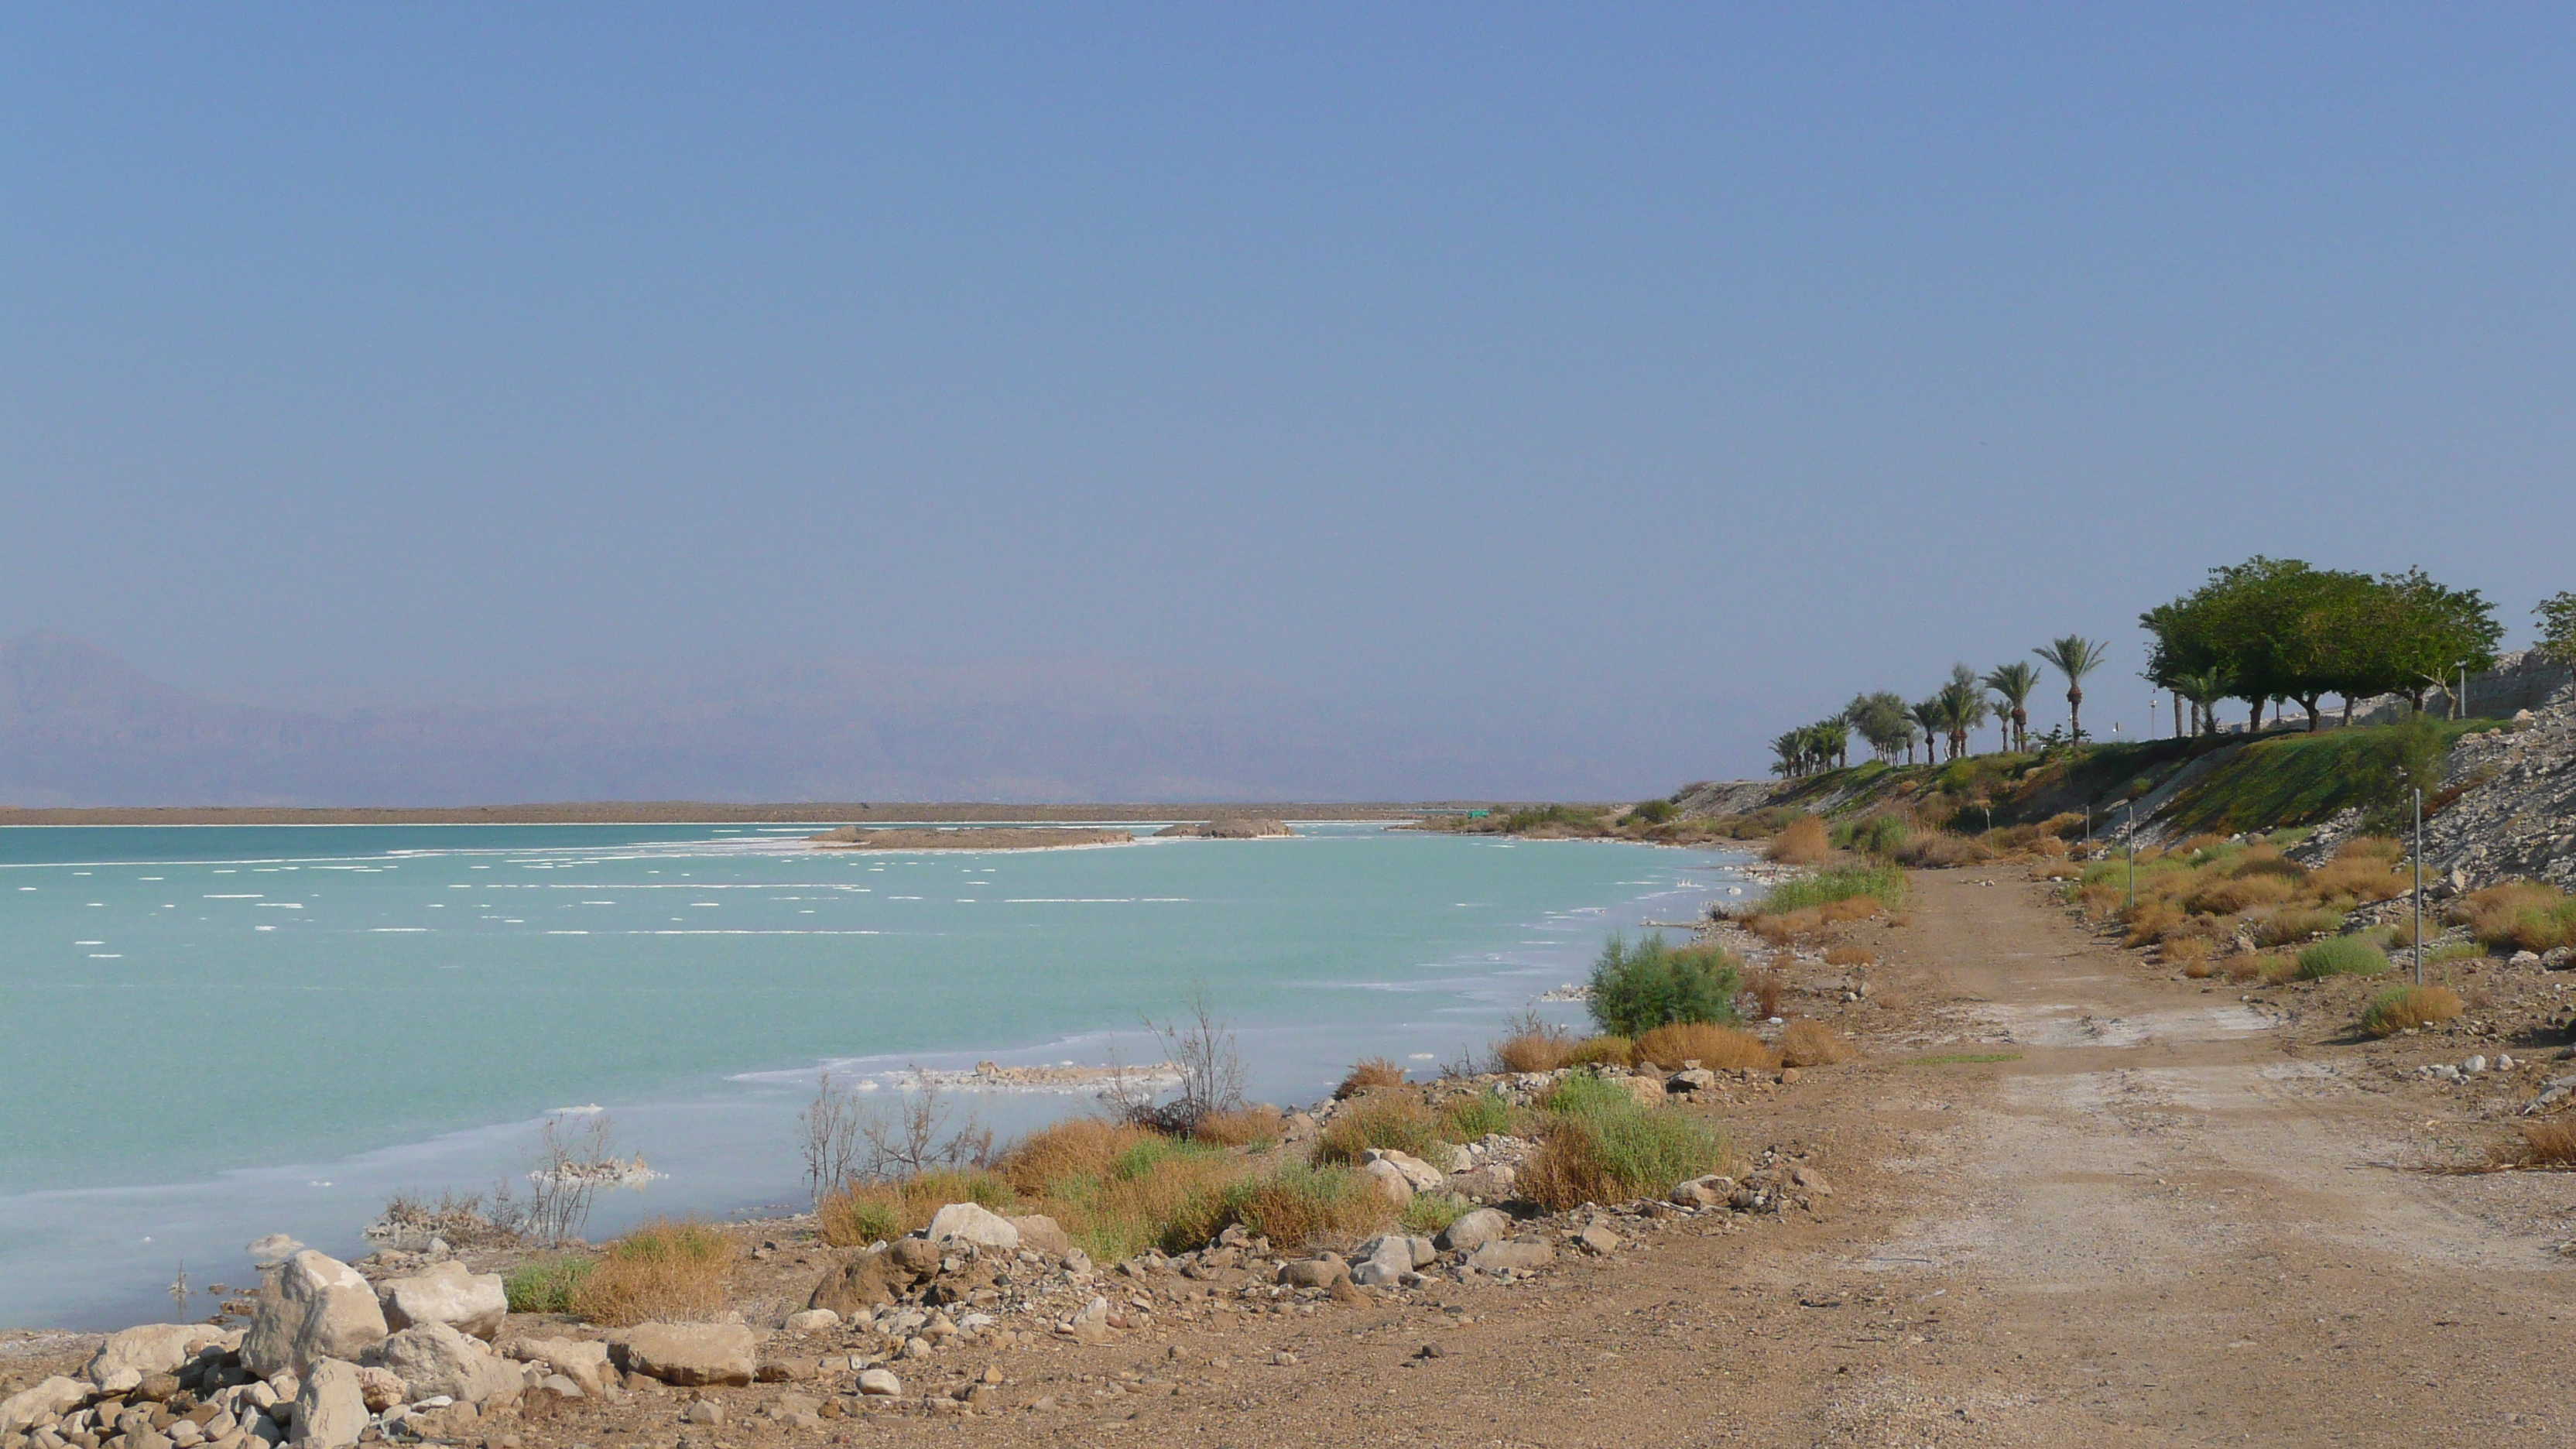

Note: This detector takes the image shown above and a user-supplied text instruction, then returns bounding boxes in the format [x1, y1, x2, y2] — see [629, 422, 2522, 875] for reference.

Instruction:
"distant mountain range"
[0, 631, 1652, 806]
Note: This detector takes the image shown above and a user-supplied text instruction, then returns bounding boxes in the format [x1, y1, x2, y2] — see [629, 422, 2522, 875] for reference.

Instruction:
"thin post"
[2413, 787, 2424, 985]
[2125, 802, 2136, 912]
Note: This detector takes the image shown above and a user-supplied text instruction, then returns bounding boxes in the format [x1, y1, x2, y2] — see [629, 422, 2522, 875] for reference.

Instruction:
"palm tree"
[2173, 667, 2233, 737]
[1908, 698, 1944, 764]
[1983, 661, 2041, 752]
[1811, 718, 1851, 771]
[2033, 635, 2111, 742]
[1937, 666, 1992, 761]
[1769, 730, 1806, 777]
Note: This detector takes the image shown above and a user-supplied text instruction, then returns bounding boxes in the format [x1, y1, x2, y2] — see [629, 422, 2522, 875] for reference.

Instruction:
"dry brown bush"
[569, 1219, 734, 1326]
[1334, 1057, 1406, 1098]
[1564, 1035, 1636, 1067]
[1751, 909, 1824, 944]
[2122, 901, 2187, 947]
[2031, 834, 2069, 860]
[1633, 1022, 1777, 1070]
[2182, 873, 2298, 916]
[1766, 815, 1831, 865]
[2219, 954, 2263, 984]
[1746, 968, 1787, 1018]
[2252, 906, 2345, 948]
[1189, 1106, 1283, 1148]
[1777, 1019, 1855, 1067]
[2359, 984, 2463, 1036]
[1819, 896, 1884, 924]
[1518, 1129, 1615, 1212]
[2163, 937, 2216, 978]
[996, 1119, 1155, 1197]
[2495, 1121, 2576, 1170]
[1823, 945, 1876, 968]
[1899, 833, 1990, 868]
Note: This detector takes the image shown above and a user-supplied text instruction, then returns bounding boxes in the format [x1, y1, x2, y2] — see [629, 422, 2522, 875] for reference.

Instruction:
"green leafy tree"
[2367, 567, 2502, 714]
[2537, 592, 2576, 660]
[1844, 691, 1916, 763]
[2033, 635, 2110, 742]
[1982, 661, 2041, 752]
[1769, 730, 1807, 778]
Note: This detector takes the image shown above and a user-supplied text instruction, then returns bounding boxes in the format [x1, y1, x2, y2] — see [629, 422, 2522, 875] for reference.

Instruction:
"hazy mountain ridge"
[0, 632, 1528, 806]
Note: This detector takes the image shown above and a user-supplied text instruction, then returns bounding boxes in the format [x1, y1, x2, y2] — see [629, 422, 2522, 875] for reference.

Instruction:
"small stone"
[1571, 1222, 1621, 1255]
[857, 1369, 901, 1398]
[681, 1399, 723, 1427]
[1436, 1208, 1511, 1253]
[782, 1309, 839, 1334]
[923, 1203, 1019, 1252]
[1465, 1238, 1554, 1274]
[1276, 1257, 1348, 1290]
[2465, 1055, 2489, 1074]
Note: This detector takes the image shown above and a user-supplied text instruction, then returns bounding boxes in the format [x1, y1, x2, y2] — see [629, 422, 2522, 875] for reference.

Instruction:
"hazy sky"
[6, 6, 2572, 783]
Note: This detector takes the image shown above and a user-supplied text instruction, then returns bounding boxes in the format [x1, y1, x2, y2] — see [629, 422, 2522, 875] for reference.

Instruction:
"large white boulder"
[1436, 1208, 1512, 1253]
[244, 1252, 389, 1378]
[0, 1376, 86, 1436]
[289, 1360, 368, 1449]
[504, 1337, 612, 1396]
[87, 1324, 234, 1382]
[610, 1323, 757, 1386]
[1362, 1149, 1445, 1193]
[923, 1202, 1019, 1251]
[369, 1321, 522, 1405]
[375, 1261, 508, 1340]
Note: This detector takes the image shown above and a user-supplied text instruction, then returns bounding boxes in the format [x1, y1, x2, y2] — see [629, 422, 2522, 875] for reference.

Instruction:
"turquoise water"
[0, 823, 1747, 1327]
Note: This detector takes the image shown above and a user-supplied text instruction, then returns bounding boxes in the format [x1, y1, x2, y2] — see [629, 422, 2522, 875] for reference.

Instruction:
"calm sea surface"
[0, 822, 1749, 1327]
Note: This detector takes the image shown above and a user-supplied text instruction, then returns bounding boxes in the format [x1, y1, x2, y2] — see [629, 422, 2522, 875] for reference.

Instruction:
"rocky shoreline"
[0, 1050, 1832, 1447]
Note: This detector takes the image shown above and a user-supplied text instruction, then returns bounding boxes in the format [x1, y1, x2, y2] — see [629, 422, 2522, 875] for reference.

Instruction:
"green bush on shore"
[1761, 864, 1908, 916]
[1588, 933, 1743, 1037]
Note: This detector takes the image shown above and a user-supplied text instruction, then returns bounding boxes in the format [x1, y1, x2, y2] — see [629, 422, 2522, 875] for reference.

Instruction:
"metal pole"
[2413, 787, 2424, 986]
[2126, 802, 2136, 912]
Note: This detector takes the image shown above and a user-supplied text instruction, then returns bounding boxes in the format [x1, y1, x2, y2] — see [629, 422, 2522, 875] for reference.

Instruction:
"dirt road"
[919, 870, 2576, 1446]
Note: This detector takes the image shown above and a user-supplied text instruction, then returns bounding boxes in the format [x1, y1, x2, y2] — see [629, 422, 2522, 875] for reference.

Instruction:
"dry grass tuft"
[2358, 984, 2464, 1037]
[1766, 814, 1831, 865]
[1315, 1091, 1440, 1163]
[1634, 1021, 1777, 1070]
[2494, 1121, 2576, 1170]
[2451, 881, 2576, 954]
[569, 1219, 734, 1325]
[1564, 1035, 1636, 1067]
[1777, 1019, 1855, 1067]
[995, 1119, 1155, 1197]
[2163, 937, 2216, 978]
[1746, 967, 1787, 1018]
[1221, 1163, 1396, 1247]
[1488, 1013, 1577, 1073]
[1188, 1106, 1283, 1148]
[1822, 945, 1877, 968]
[1334, 1057, 1406, 1098]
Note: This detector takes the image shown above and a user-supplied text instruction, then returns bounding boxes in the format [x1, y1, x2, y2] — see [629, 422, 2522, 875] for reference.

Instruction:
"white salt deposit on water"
[0, 820, 1749, 1328]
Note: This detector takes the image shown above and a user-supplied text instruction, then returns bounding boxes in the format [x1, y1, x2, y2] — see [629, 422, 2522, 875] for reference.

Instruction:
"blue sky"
[5, 6, 2571, 788]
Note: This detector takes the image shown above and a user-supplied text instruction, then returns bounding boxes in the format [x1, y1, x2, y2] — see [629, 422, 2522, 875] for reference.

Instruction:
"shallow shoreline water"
[0, 822, 1747, 1329]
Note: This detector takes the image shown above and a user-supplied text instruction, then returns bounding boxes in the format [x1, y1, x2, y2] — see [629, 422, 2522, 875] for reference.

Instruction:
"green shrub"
[1216, 1162, 1395, 1248]
[1538, 1072, 1637, 1116]
[1620, 799, 1677, 827]
[1438, 1090, 1514, 1142]
[504, 1255, 594, 1314]
[1761, 864, 1908, 915]
[1836, 815, 1912, 858]
[1588, 933, 1744, 1036]
[2360, 984, 2463, 1036]
[2297, 936, 2390, 979]
[1314, 1092, 1444, 1164]
[1521, 1083, 1730, 1210]
[1399, 1191, 1473, 1235]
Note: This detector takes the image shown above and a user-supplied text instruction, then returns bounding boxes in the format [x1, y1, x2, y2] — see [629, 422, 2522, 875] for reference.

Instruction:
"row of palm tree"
[1771, 635, 2110, 774]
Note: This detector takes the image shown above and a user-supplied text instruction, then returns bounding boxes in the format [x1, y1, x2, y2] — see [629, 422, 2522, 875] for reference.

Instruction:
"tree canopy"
[2141, 557, 2499, 728]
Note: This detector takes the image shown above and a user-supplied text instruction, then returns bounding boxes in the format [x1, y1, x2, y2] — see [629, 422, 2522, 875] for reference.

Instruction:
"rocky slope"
[2422, 677, 2576, 890]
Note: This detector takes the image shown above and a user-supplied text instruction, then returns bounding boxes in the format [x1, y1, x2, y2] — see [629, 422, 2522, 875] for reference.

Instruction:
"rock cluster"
[2417, 680, 2576, 892]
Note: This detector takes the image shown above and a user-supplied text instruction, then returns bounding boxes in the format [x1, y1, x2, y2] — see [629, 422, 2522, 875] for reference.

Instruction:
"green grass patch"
[503, 1254, 594, 1315]
[1762, 863, 1909, 915]
[2297, 935, 2390, 979]
[1588, 934, 1743, 1036]
[1399, 1191, 1474, 1235]
[2156, 721, 2496, 838]
[1438, 1089, 1516, 1142]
